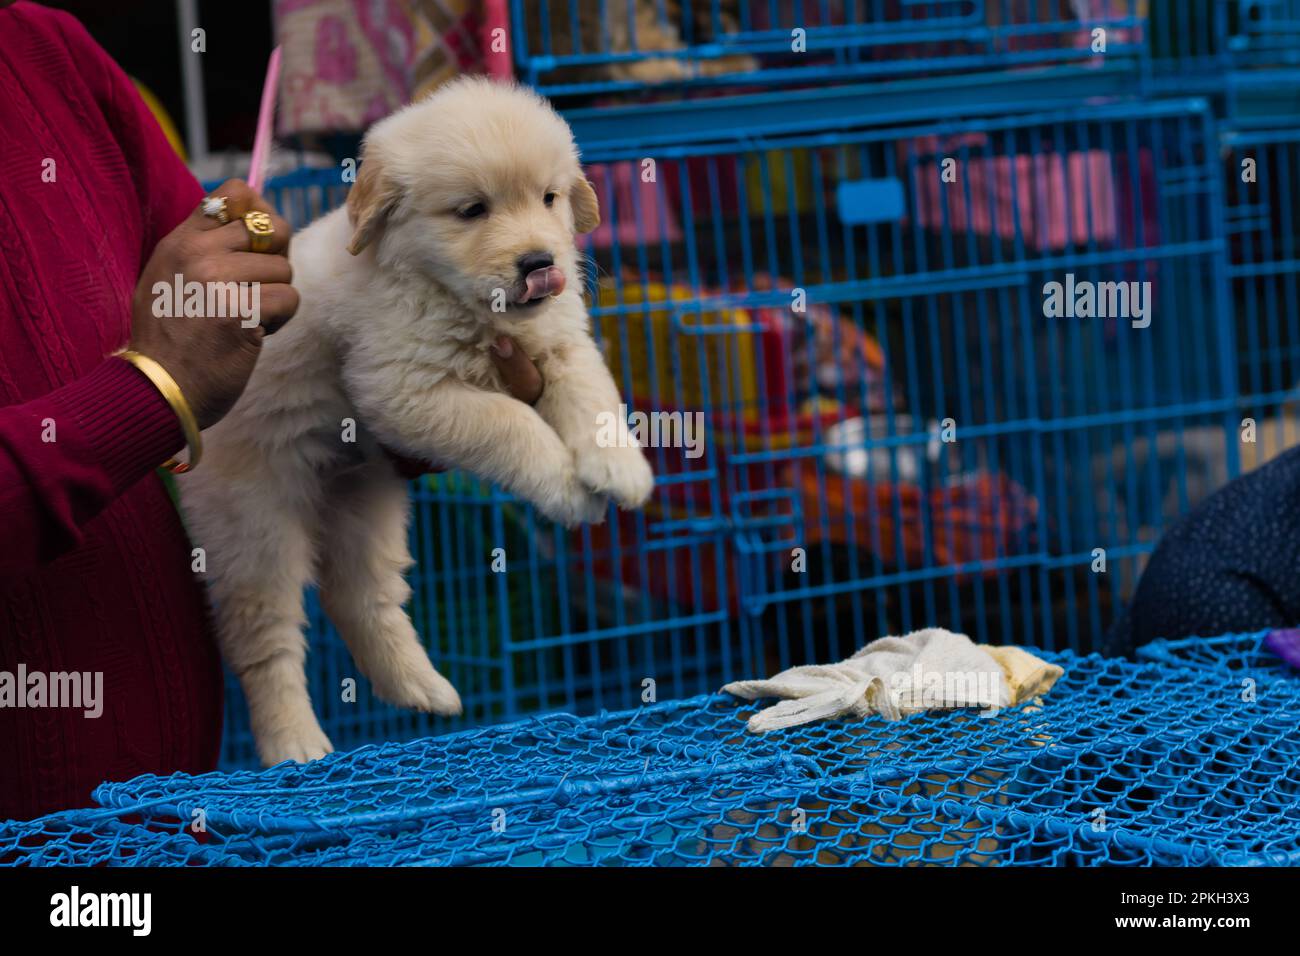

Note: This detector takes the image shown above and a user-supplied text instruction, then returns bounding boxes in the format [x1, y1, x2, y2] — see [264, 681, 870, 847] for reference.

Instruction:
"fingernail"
[492, 335, 513, 358]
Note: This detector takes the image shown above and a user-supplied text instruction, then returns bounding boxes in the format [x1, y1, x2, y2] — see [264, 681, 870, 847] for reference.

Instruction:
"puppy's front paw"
[536, 473, 608, 527]
[577, 447, 654, 510]
[258, 718, 335, 767]
[371, 645, 463, 716]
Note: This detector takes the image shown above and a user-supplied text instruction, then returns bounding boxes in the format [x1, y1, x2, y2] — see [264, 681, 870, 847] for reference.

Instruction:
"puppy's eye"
[457, 202, 487, 220]
[543, 192, 557, 208]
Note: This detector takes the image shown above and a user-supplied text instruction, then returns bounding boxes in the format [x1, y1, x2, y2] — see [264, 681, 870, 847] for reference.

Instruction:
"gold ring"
[201, 195, 230, 224]
[243, 210, 275, 253]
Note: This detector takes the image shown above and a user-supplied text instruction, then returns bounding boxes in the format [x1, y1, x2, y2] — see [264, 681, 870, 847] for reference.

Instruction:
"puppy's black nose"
[517, 252, 554, 276]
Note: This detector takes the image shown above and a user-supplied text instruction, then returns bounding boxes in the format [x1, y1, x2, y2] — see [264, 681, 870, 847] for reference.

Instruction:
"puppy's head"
[346, 77, 599, 316]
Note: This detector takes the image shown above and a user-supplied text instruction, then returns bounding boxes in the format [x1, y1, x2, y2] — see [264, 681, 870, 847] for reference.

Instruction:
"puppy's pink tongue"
[519, 265, 565, 302]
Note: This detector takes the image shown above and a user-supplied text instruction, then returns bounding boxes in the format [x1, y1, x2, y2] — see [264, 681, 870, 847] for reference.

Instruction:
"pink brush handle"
[483, 0, 512, 80]
[247, 46, 282, 193]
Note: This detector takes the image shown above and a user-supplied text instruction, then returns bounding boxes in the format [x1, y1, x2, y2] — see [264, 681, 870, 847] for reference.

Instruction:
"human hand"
[127, 179, 298, 431]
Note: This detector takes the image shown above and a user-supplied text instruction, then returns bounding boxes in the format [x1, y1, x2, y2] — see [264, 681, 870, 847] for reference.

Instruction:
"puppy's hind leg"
[317, 464, 462, 716]
[185, 466, 335, 767]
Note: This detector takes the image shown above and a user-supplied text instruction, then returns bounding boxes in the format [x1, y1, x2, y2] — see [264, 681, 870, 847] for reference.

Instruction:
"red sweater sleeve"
[0, 7, 203, 577]
[0, 359, 187, 573]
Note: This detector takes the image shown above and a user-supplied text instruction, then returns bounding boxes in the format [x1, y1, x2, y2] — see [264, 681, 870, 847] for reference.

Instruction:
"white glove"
[722, 628, 1011, 733]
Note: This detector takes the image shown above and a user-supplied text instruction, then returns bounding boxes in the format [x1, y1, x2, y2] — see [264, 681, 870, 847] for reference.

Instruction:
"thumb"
[490, 335, 544, 405]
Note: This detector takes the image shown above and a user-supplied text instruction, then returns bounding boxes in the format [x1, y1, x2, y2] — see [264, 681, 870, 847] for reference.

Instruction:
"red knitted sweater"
[0, 2, 222, 820]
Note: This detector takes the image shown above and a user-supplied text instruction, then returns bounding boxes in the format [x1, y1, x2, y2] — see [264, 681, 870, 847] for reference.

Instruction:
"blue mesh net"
[1138, 630, 1300, 682]
[5, 643, 1294, 866]
[0, 811, 245, 867]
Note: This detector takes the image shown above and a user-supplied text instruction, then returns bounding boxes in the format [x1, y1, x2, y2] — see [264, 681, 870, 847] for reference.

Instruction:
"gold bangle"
[117, 350, 203, 474]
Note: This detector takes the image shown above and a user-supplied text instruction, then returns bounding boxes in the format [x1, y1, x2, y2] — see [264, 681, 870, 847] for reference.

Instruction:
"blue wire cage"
[507, 1, 1300, 99]
[1222, 125, 1300, 447]
[509, 0, 1150, 96]
[1149, 0, 1300, 81]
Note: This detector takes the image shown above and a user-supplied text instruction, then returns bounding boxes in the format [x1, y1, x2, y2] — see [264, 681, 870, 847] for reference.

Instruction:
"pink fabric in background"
[911, 141, 1119, 251]
[275, 0, 419, 136]
[585, 161, 683, 248]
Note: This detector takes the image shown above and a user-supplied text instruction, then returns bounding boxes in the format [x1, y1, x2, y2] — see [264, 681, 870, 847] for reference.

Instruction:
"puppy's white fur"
[179, 79, 653, 766]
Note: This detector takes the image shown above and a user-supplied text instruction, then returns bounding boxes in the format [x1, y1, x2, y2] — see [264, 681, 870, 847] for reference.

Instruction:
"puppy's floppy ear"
[570, 177, 600, 234]
[347, 153, 398, 255]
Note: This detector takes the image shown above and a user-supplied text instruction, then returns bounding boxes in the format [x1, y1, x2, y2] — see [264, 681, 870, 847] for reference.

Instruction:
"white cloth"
[721, 628, 1011, 733]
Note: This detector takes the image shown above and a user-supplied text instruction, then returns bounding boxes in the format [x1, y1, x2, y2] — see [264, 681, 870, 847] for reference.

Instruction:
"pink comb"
[247, 46, 282, 193]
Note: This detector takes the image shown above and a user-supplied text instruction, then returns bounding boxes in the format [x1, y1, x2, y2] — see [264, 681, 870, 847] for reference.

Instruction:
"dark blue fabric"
[1106, 445, 1300, 656]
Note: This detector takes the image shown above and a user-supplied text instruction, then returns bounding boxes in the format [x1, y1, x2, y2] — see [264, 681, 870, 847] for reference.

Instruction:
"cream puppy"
[179, 78, 653, 766]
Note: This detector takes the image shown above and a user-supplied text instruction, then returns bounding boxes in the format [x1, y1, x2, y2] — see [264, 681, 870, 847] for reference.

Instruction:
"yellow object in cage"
[743, 149, 815, 217]
[595, 277, 770, 413]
